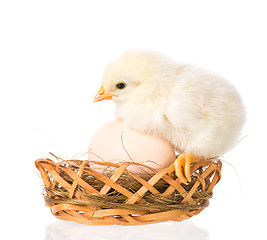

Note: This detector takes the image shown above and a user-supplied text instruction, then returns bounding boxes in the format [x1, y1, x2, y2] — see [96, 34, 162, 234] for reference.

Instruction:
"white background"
[1, 1, 266, 239]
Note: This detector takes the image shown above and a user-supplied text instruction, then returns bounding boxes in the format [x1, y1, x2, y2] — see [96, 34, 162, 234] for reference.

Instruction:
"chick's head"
[94, 50, 177, 104]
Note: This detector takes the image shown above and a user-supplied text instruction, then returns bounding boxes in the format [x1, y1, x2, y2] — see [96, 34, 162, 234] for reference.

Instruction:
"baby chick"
[93, 50, 245, 184]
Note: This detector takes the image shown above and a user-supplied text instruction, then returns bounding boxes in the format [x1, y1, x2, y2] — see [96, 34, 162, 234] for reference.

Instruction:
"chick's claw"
[172, 153, 199, 184]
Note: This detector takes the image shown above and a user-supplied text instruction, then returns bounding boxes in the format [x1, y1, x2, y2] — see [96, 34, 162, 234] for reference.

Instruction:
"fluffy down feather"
[97, 50, 245, 158]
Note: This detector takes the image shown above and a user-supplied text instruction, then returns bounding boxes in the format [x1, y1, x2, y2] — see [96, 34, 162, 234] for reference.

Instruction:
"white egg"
[88, 119, 176, 174]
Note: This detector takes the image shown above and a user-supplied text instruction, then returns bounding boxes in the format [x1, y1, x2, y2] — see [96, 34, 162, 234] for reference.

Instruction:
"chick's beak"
[93, 86, 118, 102]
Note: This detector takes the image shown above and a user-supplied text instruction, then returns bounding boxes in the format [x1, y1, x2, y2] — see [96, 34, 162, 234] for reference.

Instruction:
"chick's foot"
[172, 153, 199, 184]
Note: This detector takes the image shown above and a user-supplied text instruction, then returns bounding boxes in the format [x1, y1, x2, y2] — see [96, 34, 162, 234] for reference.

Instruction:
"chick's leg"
[173, 153, 199, 184]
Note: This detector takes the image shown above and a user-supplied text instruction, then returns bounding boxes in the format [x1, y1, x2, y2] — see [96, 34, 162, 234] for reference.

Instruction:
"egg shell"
[88, 119, 176, 174]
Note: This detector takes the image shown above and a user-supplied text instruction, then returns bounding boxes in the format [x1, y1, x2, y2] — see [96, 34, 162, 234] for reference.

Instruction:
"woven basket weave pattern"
[35, 158, 221, 225]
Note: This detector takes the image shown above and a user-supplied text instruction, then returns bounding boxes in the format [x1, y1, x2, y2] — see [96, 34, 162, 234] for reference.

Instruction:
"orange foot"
[172, 153, 200, 184]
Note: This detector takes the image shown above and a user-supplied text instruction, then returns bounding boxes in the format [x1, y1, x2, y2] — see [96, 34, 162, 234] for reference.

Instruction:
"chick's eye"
[115, 82, 126, 90]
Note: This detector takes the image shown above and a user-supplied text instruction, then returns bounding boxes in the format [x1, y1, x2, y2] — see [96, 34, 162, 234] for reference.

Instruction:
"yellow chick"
[93, 50, 245, 184]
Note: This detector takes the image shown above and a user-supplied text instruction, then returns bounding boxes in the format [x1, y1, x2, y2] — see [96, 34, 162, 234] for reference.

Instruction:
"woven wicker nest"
[35, 157, 221, 225]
